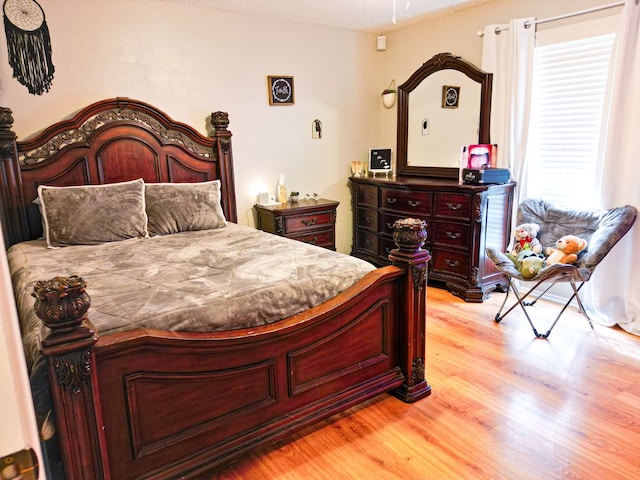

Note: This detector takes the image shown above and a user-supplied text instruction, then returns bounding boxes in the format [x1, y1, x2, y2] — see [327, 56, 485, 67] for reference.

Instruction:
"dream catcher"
[3, 0, 54, 95]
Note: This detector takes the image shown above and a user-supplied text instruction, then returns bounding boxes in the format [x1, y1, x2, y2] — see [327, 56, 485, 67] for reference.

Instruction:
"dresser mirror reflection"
[395, 52, 493, 179]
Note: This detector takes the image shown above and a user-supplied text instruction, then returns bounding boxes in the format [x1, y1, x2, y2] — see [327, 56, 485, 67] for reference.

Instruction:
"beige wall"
[0, 0, 382, 254]
[0, 0, 619, 251]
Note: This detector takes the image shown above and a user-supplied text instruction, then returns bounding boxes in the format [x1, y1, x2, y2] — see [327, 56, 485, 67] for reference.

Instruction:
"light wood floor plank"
[209, 286, 640, 479]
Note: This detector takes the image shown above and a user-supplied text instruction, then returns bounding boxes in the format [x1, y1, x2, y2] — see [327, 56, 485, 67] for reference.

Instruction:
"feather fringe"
[4, 15, 55, 95]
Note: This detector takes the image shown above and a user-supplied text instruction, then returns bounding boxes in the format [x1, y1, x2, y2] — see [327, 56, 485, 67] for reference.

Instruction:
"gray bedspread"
[8, 223, 376, 369]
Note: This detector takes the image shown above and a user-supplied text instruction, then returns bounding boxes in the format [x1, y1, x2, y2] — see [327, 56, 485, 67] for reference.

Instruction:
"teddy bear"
[508, 249, 546, 279]
[509, 223, 543, 257]
[544, 235, 587, 266]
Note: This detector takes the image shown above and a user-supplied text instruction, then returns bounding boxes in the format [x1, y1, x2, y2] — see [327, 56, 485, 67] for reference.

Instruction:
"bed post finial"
[33, 275, 104, 479]
[388, 218, 432, 403]
[211, 111, 229, 131]
[209, 111, 238, 223]
[0, 106, 30, 247]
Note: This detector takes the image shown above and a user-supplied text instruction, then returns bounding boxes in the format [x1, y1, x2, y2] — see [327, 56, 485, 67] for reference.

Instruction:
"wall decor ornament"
[3, 0, 54, 95]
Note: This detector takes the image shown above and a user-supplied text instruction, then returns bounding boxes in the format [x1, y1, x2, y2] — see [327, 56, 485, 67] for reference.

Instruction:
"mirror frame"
[395, 53, 493, 178]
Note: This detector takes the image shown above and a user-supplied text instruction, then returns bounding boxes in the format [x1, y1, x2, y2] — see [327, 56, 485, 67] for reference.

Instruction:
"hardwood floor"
[208, 286, 640, 479]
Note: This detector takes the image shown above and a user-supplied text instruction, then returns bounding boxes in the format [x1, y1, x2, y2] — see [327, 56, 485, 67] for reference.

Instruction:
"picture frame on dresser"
[369, 148, 393, 176]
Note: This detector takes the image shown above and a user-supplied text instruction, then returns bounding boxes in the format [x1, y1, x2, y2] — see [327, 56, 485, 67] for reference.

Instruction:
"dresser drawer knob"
[302, 218, 317, 226]
[386, 198, 398, 204]
[446, 231, 461, 239]
[447, 202, 462, 210]
[309, 237, 318, 245]
[408, 200, 421, 207]
[365, 216, 374, 223]
[445, 259, 460, 267]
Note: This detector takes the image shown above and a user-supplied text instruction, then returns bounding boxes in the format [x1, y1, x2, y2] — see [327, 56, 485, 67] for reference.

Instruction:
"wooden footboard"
[34, 220, 431, 480]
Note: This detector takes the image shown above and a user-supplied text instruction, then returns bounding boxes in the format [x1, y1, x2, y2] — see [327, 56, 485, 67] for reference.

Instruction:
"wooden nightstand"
[254, 198, 339, 250]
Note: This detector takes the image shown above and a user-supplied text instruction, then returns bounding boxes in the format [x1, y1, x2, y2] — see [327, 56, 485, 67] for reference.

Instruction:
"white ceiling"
[160, 0, 489, 32]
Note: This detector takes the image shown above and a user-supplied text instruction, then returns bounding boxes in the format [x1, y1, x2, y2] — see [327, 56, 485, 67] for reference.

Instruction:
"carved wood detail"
[410, 357, 425, 385]
[21, 108, 213, 164]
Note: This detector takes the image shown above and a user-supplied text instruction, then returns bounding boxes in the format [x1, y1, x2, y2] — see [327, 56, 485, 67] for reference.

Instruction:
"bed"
[0, 98, 431, 480]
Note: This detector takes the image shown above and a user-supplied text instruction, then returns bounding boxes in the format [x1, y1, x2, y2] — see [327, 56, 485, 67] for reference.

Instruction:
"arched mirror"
[395, 53, 493, 178]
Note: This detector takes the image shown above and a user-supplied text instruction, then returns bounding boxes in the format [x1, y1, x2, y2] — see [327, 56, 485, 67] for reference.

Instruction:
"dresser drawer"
[435, 192, 472, 220]
[357, 183, 378, 207]
[284, 211, 334, 233]
[356, 230, 378, 256]
[431, 248, 469, 278]
[357, 207, 378, 232]
[289, 229, 335, 249]
[433, 221, 470, 248]
[380, 188, 432, 215]
[380, 212, 430, 237]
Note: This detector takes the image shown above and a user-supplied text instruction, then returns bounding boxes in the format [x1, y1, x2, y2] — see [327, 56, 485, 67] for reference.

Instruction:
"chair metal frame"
[495, 275, 593, 339]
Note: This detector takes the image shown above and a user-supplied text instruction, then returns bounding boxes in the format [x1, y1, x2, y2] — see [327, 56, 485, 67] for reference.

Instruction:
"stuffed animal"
[507, 250, 545, 279]
[510, 223, 542, 256]
[544, 235, 587, 266]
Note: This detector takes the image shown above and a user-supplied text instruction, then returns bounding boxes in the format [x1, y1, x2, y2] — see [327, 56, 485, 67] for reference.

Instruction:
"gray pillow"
[145, 180, 227, 236]
[38, 179, 148, 247]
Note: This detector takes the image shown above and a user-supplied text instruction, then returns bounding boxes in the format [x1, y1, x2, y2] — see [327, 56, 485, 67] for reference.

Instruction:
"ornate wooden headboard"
[0, 97, 237, 248]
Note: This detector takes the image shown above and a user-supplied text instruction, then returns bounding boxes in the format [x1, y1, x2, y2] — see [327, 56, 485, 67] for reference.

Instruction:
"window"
[524, 17, 618, 210]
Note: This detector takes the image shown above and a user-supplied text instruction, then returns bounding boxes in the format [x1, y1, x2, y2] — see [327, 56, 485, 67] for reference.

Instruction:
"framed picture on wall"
[268, 76, 295, 105]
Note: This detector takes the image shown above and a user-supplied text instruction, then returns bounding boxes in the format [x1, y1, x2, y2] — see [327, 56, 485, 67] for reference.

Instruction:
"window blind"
[525, 32, 615, 209]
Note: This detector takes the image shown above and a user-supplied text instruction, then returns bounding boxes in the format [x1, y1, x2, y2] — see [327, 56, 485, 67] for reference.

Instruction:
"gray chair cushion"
[487, 198, 637, 282]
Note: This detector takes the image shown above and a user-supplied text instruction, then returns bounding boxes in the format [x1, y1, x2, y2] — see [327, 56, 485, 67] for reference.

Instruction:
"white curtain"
[481, 18, 536, 207]
[585, 0, 640, 334]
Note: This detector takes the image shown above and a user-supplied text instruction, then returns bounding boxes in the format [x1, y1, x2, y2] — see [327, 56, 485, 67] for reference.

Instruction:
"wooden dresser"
[350, 176, 515, 302]
[255, 198, 339, 250]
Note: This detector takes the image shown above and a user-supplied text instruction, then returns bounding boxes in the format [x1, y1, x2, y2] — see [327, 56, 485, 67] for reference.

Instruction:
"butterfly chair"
[486, 198, 637, 338]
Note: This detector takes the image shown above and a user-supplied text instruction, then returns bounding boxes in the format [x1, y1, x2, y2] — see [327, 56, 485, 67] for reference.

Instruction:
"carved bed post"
[0, 107, 30, 247]
[210, 111, 238, 223]
[388, 218, 432, 403]
[33, 276, 105, 480]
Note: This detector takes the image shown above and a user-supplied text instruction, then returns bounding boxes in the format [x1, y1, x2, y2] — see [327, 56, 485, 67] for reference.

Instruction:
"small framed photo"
[466, 144, 497, 169]
[268, 76, 295, 105]
[442, 85, 460, 108]
[369, 148, 393, 175]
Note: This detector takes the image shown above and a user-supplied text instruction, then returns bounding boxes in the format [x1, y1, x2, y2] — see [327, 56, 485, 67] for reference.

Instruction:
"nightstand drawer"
[435, 193, 472, 219]
[254, 198, 339, 251]
[285, 211, 334, 233]
[380, 188, 431, 215]
[289, 229, 335, 249]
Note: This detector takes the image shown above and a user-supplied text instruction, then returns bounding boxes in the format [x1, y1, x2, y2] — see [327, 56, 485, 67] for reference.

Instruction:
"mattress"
[8, 222, 376, 370]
